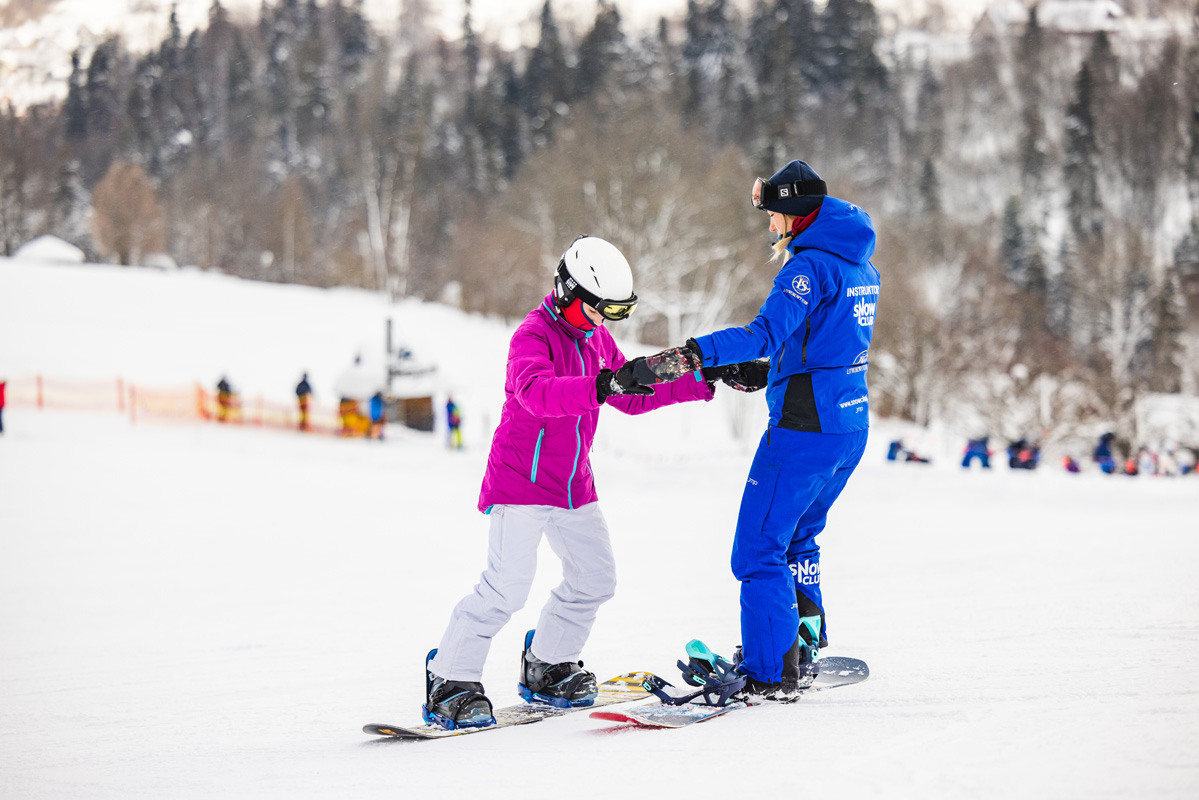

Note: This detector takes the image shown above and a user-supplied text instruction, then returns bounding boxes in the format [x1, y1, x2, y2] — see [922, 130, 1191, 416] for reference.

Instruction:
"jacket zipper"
[777, 343, 785, 373]
[530, 429, 544, 483]
[802, 319, 811, 364]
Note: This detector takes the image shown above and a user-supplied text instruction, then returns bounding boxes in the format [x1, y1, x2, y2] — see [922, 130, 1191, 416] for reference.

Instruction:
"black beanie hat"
[763, 160, 825, 217]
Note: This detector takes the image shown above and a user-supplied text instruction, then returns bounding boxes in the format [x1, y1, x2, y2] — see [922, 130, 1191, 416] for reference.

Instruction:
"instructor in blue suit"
[640, 159, 880, 702]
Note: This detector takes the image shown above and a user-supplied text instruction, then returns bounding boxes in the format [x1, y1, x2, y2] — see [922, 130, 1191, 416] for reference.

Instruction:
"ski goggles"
[751, 176, 828, 211]
[555, 262, 638, 321]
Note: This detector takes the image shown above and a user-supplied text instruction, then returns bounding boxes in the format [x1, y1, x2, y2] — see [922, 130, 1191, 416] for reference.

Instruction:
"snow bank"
[12, 235, 85, 264]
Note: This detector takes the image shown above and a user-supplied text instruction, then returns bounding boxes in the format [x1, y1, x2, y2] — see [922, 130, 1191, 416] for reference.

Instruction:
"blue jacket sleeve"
[691, 257, 823, 367]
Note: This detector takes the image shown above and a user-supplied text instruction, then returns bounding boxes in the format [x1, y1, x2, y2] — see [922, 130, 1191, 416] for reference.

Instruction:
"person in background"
[216, 376, 235, 423]
[446, 396, 462, 450]
[295, 373, 313, 431]
[1007, 438, 1040, 470]
[368, 391, 387, 441]
[1062, 455, 1082, 473]
[338, 397, 359, 437]
[636, 158, 879, 704]
[888, 439, 931, 464]
[1093, 432, 1116, 474]
[962, 436, 991, 469]
[0, 376, 6, 434]
[1137, 447, 1157, 477]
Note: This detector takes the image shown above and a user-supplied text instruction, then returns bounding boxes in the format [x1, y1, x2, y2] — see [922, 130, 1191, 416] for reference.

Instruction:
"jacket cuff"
[691, 334, 718, 367]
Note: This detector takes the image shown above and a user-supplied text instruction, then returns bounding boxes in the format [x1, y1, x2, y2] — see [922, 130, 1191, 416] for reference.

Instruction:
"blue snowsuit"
[691, 197, 879, 684]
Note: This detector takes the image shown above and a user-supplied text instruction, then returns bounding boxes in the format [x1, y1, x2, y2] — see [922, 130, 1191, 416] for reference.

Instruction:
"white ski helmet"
[553, 235, 638, 320]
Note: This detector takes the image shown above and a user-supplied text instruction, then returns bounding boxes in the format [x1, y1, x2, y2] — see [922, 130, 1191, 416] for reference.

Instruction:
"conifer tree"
[1143, 271, 1185, 393]
[64, 50, 88, 142]
[680, 0, 737, 125]
[574, 1, 623, 102]
[1064, 61, 1101, 248]
[523, 1, 571, 144]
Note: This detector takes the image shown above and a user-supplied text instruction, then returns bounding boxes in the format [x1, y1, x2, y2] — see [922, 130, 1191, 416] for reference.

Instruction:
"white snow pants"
[427, 503, 617, 682]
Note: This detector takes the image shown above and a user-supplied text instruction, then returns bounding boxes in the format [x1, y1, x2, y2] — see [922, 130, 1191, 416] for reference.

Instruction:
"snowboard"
[590, 656, 869, 729]
[364, 671, 656, 740]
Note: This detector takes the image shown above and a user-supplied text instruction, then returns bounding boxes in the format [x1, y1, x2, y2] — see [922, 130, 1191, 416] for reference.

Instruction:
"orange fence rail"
[5, 375, 358, 437]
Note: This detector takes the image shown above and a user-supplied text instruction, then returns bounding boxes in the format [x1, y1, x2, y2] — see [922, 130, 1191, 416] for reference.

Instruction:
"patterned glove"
[636, 339, 704, 384]
[702, 360, 771, 393]
[596, 359, 655, 403]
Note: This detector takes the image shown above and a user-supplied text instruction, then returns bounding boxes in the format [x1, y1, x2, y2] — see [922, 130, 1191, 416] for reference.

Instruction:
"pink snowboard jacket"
[478, 295, 714, 512]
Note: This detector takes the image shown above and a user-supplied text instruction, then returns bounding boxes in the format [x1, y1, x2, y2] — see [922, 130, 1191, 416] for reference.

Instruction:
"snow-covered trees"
[2, 0, 1197, 428]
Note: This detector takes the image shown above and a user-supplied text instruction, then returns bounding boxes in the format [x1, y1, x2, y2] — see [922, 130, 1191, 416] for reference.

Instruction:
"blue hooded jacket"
[691, 197, 880, 434]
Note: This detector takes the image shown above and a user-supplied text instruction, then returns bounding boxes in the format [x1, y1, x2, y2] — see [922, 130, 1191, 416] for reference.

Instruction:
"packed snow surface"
[2, 259, 1197, 798]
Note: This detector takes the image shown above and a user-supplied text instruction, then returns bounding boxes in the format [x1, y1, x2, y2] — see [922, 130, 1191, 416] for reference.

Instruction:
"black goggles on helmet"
[554, 261, 638, 321]
[751, 176, 828, 210]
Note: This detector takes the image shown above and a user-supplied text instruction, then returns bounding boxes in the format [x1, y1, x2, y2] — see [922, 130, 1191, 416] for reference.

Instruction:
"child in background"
[446, 396, 462, 449]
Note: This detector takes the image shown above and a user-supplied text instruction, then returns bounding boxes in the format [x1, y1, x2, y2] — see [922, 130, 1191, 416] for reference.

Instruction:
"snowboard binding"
[517, 630, 599, 709]
[643, 640, 746, 708]
[422, 648, 496, 730]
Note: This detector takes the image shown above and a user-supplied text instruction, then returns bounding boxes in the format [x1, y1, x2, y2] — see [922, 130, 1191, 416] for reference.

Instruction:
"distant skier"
[887, 438, 930, 464]
[422, 235, 729, 730]
[368, 391, 386, 440]
[0, 376, 6, 434]
[1093, 432, 1116, 474]
[637, 159, 879, 703]
[445, 396, 462, 450]
[962, 436, 992, 469]
[1007, 438, 1039, 470]
[295, 373, 313, 431]
[215, 376, 236, 423]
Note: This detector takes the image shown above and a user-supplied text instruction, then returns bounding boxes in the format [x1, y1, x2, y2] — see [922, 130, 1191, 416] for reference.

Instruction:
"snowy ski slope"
[1, 257, 1197, 799]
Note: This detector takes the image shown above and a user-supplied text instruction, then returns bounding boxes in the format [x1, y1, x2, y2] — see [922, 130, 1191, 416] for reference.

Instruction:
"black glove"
[701, 360, 770, 392]
[639, 339, 704, 384]
[596, 358, 655, 403]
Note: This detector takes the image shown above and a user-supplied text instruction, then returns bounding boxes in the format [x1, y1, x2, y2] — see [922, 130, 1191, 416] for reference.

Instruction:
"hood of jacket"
[789, 196, 876, 265]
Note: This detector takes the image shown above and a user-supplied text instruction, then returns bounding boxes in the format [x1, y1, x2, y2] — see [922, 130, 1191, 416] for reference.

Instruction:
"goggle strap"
[756, 178, 828, 208]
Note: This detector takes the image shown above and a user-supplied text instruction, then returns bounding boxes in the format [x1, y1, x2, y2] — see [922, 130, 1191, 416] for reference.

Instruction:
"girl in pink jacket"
[422, 236, 714, 730]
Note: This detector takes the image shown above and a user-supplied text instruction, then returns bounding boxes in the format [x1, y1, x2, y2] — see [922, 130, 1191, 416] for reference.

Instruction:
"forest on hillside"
[1, 0, 1197, 446]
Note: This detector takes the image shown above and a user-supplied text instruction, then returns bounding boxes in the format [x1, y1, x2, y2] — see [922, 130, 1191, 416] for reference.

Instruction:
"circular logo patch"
[792, 276, 811, 295]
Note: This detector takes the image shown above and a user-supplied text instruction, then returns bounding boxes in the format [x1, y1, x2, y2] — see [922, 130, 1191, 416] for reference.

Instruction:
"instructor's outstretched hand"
[702, 360, 770, 393]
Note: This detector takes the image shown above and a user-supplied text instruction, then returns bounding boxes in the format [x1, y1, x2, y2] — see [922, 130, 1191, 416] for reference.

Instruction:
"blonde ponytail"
[770, 215, 797, 263]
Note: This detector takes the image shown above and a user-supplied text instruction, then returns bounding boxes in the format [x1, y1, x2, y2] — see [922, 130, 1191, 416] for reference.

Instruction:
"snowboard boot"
[734, 675, 803, 704]
[780, 615, 822, 693]
[729, 615, 821, 705]
[421, 648, 495, 730]
[517, 630, 599, 708]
